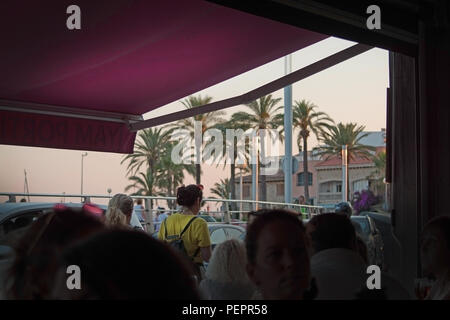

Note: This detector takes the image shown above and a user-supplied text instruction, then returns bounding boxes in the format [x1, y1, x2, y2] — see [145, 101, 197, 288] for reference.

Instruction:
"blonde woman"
[106, 194, 143, 230]
[199, 239, 255, 300]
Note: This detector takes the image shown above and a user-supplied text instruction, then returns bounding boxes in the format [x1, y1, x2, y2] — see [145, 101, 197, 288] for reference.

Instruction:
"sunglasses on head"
[53, 203, 104, 217]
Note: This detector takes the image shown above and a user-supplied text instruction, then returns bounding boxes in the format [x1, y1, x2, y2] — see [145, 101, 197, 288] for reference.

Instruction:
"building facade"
[234, 130, 386, 207]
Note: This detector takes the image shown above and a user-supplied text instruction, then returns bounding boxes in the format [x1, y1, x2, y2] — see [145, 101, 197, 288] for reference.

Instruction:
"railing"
[0, 192, 324, 233]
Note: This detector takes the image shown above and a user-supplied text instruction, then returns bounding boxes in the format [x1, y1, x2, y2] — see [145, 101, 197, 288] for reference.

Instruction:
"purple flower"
[353, 189, 378, 214]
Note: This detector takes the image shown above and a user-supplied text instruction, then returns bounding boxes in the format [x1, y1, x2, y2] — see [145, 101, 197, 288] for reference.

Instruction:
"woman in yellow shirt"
[158, 184, 212, 280]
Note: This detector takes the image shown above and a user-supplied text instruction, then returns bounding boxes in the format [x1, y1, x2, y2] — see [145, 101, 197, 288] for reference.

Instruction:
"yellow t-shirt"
[158, 213, 211, 264]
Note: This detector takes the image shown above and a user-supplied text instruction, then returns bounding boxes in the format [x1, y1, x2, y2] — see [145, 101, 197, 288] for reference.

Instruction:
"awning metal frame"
[0, 99, 143, 124]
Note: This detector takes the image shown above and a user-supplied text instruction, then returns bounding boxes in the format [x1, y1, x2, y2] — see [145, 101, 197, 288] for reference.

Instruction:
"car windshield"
[351, 217, 371, 236]
[199, 215, 216, 223]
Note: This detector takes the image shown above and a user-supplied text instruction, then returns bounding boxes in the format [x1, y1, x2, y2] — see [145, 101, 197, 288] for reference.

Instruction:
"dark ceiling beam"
[208, 0, 419, 56]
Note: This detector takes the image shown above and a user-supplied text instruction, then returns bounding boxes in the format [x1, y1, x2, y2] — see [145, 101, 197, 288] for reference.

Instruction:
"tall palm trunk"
[167, 174, 174, 209]
[302, 132, 310, 203]
[230, 162, 237, 218]
[259, 130, 267, 203]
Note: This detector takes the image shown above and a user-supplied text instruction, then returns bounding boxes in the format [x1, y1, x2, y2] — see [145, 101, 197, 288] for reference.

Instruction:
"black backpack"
[163, 216, 200, 260]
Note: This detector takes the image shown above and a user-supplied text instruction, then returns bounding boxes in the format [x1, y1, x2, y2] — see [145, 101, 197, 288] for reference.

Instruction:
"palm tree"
[212, 120, 251, 213]
[315, 122, 376, 200]
[231, 94, 283, 202]
[369, 150, 386, 197]
[210, 178, 231, 200]
[158, 142, 196, 209]
[174, 94, 225, 184]
[278, 99, 333, 203]
[121, 127, 172, 177]
[372, 150, 386, 177]
[124, 168, 165, 208]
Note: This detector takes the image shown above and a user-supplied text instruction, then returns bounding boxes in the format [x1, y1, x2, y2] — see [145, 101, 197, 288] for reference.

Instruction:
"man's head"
[335, 202, 353, 218]
[307, 213, 357, 255]
[246, 209, 310, 300]
[299, 196, 305, 204]
[420, 215, 450, 278]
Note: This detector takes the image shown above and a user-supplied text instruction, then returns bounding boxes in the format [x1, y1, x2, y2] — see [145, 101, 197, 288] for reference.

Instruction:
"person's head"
[7, 208, 104, 299]
[135, 199, 143, 206]
[20, 198, 26, 203]
[299, 196, 305, 204]
[205, 239, 251, 284]
[51, 229, 199, 299]
[105, 193, 133, 226]
[307, 213, 357, 255]
[176, 185, 203, 214]
[335, 202, 353, 218]
[420, 215, 450, 278]
[245, 209, 310, 300]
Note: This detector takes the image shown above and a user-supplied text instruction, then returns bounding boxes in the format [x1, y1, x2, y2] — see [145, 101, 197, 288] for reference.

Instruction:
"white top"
[130, 212, 143, 230]
[311, 248, 409, 300]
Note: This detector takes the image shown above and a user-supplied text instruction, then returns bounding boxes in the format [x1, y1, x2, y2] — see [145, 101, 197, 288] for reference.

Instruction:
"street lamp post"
[341, 145, 348, 202]
[236, 163, 247, 220]
[81, 152, 88, 202]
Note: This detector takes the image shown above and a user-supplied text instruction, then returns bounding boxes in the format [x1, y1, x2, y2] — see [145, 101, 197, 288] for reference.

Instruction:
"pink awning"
[0, 0, 327, 153]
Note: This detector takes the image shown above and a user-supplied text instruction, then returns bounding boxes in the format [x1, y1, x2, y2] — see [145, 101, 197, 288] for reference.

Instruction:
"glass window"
[210, 228, 227, 244]
[336, 183, 342, 193]
[297, 172, 313, 186]
[225, 227, 244, 240]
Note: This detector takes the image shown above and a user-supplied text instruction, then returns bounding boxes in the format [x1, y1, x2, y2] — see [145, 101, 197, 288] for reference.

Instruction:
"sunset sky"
[0, 37, 388, 206]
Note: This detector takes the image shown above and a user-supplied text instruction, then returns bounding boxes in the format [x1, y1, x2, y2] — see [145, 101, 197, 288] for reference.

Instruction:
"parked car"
[198, 215, 217, 223]
[0, 202, 144, 246]
[208, 223, 245, 250]
[350, 215, 384, 267]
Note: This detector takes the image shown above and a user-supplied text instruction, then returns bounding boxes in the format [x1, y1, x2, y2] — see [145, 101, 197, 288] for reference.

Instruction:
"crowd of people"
[0, 184, 449, 300]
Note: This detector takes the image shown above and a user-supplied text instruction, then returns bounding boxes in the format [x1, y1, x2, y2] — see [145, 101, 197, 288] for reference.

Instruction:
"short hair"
[245, 209, 305, 265]
[205, 239, 250, 283]
[176, 185, 202, 207]
[136, 199, 143, 205]
[309, 213, 356, 253]
[56, 229, 199, 299]
[423, 215, 450, 250]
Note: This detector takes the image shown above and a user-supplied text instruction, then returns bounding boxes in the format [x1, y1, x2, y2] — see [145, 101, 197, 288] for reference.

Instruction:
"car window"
[225, 227, 243, 240]
[352, 218, 370, 236]
[210, 228, 227, 244]
[1, 210, 43, 237]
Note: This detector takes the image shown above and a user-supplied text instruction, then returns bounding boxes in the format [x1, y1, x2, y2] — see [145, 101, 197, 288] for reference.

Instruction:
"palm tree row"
[122, 93, 378, 208]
